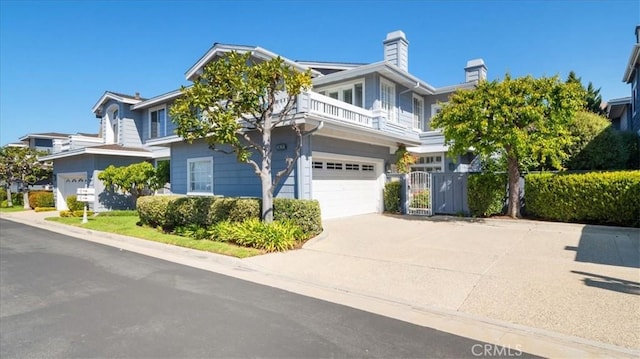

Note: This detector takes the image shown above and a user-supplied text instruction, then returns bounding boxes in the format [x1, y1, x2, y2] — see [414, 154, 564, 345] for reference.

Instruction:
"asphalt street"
[0, 219, 538, 358]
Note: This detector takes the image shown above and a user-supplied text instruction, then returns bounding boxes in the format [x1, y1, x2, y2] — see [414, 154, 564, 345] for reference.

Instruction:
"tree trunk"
[261, 126, 273, 223]
[23, 190, 30, 210]
[6, 187, 13, 207]
[506, 155, 521, 218]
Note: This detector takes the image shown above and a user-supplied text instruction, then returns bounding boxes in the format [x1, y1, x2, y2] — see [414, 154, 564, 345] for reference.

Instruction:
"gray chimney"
[383, 30, 409, 71]
[465, 59, 487, 83]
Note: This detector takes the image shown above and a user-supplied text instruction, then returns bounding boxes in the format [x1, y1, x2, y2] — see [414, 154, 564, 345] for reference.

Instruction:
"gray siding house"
[40, 30, 486, 219]
[40, 92, 170, 211]
[610, 25, 640, 133]
[143, 30, 486, 219]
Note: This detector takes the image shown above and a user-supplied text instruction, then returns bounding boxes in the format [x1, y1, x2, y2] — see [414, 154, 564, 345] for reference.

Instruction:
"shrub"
[28, 191, 54, 209]
[136, 195, 181, 228]
[525, 171, 640, 227]
[210, 218, 299, 252]
[174, 224, 214, 240]
[468, 173, 507, 217]
[0, 188, 6, 202]
[34, 207, 56, 212]
[410, 190, 429, 209]
[60, 210, 95, 217]
[208, 197, 260, 224]
[273, 198, 322, 237]
[564, 111, 627, 170]
[11, 192, 24, 206]
[97, 210, 138, 217]
[383, 181, 402, 213]
[620, 131, 640, 169]
[66, 195, 84, 211]
[167, 196, 217, 227]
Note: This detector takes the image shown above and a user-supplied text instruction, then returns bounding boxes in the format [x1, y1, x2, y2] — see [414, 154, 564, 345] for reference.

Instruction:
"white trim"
[92, 92, 141, 113]
[148, 104, 168, 139]
[131, 89, 183, 110]
[380, 77, 397, 123]
[39, 147, 153, 161]
[311, 151, 383, 166]
[315, 78, 365, 108]
[411, 153, 446, 172]
[187, 156, 214, 196]
[105, 104, 120, 145]
[433, 82, 476, 94]
[412, 94, 424, 131]
[623, 44, 640, 83]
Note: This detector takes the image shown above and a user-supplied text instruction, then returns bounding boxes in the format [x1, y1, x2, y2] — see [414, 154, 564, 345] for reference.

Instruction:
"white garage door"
[56, 173, 88, 210]
[312, 155, 384, 219]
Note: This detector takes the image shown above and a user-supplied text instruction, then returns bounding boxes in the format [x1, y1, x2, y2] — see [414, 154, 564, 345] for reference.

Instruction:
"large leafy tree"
[566, 71, 605, 115]
[170, 51, 313, 223]
[431, 74, 584, 218]
[98, 162, 163, 203]
[0, 147, 52, 208]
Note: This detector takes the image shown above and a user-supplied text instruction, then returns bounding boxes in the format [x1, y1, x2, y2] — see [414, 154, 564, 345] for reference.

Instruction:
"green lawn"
[0, 205, 27, 213]
[46, 215, 262, 258]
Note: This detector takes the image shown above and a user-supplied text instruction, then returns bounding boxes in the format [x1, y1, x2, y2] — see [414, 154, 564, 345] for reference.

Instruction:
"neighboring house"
[619, 25, 640, 133]
[39, 92, 170, 211]
[142, 30, 486, 219]
[606, 97, 632, 131]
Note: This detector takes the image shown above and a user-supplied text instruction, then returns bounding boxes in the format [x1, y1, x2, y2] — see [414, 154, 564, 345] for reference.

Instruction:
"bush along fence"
[136, 196, 322, 252]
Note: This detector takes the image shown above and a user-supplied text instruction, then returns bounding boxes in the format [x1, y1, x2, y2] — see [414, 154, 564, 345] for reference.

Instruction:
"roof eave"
[622, 44, 640, 83]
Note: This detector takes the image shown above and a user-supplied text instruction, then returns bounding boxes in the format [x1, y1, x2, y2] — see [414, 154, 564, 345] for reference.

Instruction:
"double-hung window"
[412, 95, 424, 131]
[187, 157, 213, 195]
[150, 106, 167, 139]
[380, 78, 396, 123]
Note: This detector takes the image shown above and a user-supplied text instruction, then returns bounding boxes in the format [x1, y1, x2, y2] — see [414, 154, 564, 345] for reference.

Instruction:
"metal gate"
[407, 171, 432, 215]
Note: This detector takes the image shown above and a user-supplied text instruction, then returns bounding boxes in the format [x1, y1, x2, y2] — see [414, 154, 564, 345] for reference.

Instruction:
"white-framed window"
[411, 154, 444, 172]
[317, 79, 364, 108]
[427, 103, 445, 131]
[149, 105, 167, 139]
[380, 77, 396, 123]
[187, 157, 213, 195]
[413, 95, 424, 131]
[106, 105, 120, 144]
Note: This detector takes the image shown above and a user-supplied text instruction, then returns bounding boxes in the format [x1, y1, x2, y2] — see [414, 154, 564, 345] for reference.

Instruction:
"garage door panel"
[312, 157, 383, 219]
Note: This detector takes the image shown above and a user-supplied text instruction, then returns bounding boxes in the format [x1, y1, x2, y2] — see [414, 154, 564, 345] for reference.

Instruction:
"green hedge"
[60, 210, 95, 217]
[525, 171, 640, 227]
[137, 195, 322, 236]
[384, 181, 402, 213]
[66, 195, 84, 211]
[0, 189, 23, 206]
[97, 210, 138, 217]
[28, 191, 54, 209]
[468, 173, 507, 217]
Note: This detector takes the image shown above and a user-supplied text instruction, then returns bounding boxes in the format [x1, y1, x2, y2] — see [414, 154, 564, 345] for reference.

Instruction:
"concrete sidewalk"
[2, 210, 639, 358]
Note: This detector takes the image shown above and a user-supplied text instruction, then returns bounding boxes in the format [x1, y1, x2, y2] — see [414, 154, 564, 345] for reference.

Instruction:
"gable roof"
[130, 88, 184, 110]
[38, 144, 153, 161]
[18, 132, 72, 141]
[623, 43, 640, 83]
[185, 43, 322, 81]
[91, 91, 145, 113]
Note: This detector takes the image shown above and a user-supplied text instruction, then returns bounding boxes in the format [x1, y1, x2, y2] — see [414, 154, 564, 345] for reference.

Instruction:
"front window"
[187, 157, 213, 194]
[150, 106, 167, 138]
[380, 78, 396, 123]
[412, 154, 444, 172]
[317, 80, 364, 108]
[413, 95, 424, 131]
[112, 108, 119, 144]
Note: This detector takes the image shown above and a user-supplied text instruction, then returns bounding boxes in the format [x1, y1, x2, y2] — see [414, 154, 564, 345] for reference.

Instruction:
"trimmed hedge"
[468, 173, 507, 217]
[34, 207, 56, 212]
[97, 210, 138, 217]
[525, 171, 640, 227]
[211, 218, 301, 252]
[60, 210, 95, 217]
[28, 191, 54, 209]
[273, 198, 322, 237]
[137, 195, 322, 237]
[383, 181, 402, 213]
[66, 195, 84, 211]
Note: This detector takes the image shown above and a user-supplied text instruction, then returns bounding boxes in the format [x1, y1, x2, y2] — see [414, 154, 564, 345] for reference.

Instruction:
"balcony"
[52, 135, 103, 153]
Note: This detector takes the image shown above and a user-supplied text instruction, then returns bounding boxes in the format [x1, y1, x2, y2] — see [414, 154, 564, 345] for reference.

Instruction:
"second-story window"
[150, 106, 167, 138]
[380, 78, 396, 123]
[413, 95, 424, 131]
[317, 80, 364, 108]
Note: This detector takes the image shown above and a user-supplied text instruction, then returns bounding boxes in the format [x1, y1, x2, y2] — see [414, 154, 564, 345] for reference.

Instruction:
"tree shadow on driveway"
[570, 270, 640, 295]
[565, 225, 639, 269]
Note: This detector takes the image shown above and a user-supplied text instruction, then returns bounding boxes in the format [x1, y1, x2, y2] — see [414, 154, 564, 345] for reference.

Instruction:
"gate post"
[401, 173, 409, 215]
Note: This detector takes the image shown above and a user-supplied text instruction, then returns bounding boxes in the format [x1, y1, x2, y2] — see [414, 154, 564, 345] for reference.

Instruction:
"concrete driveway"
[244, 214, 640, 350]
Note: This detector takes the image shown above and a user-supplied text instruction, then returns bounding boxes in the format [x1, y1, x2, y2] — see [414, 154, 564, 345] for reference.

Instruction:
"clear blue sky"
[1, 0, 638, 145]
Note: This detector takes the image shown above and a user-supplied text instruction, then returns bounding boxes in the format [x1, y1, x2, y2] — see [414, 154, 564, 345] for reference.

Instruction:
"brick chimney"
[464, 59, 487, 83]
[383, 31, 409, 71]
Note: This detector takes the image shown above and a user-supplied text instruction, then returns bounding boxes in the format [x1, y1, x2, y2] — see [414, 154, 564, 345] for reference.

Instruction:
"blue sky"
[0, 0, 638, 145]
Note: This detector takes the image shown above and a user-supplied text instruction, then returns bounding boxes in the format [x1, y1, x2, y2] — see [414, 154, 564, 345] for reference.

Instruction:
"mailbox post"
[77, 186, 96, 224]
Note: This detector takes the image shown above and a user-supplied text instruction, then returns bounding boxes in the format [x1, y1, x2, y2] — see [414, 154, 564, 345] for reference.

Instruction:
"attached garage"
[311, 153, 385, 219]
[55, 172, 88, 210]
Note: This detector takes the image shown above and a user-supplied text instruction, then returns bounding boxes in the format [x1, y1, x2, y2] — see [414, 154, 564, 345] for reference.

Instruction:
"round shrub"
[28, 191, 54, 209]
[383, 181, 402, 213]
[66, 195, 84, 211]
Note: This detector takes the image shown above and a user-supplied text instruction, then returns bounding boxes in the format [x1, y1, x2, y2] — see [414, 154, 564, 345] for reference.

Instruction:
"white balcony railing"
[52, 136, 104, 153]
[305, 92, 374, 128]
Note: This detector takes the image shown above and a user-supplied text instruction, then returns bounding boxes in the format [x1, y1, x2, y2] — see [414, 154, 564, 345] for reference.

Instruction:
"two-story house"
[39, 92, 170, 211]
[40, 30, 484, 218]
[608, 25, 640, 133]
